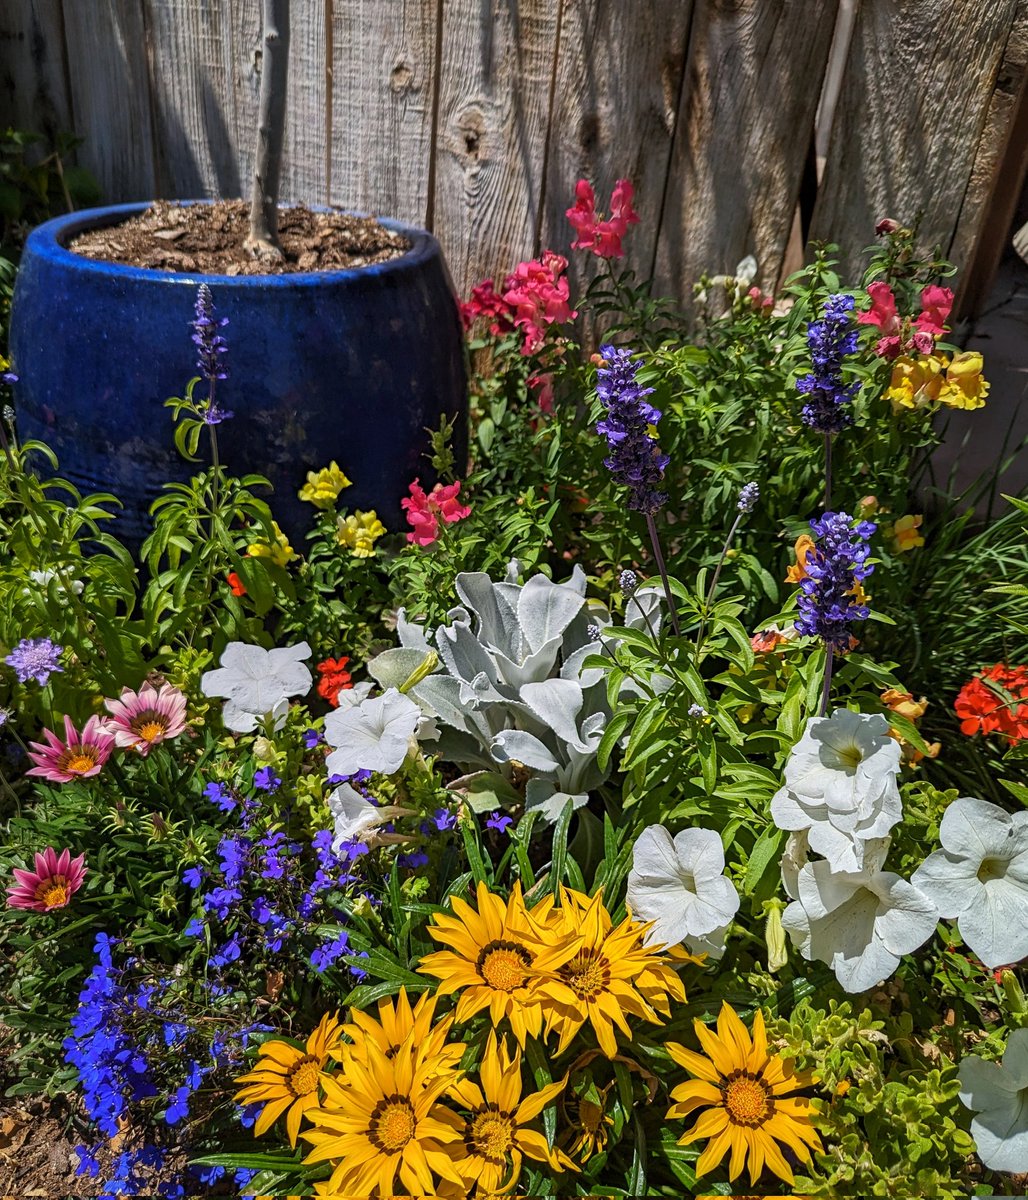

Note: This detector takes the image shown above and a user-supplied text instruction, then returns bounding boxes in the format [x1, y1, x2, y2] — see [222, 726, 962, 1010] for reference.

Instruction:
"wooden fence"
[2, 0, 1027, 312]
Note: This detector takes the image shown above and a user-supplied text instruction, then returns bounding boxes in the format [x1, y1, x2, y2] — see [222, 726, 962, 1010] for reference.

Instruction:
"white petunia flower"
[782, 855, 938, 993]
[771, 710, 902, 872]
[911, 796, 1028, 969]
[324, 688, 421, 776]
[626, 825, 740, 951]
[328, 783, 387, 851]
[200, 641, 312, 733]
[26, 569, 85, 596]
[958, 1028, 1028, 1174]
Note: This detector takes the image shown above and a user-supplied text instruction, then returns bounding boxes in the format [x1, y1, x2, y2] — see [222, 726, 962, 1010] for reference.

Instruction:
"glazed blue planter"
[10, 202, 467, 546]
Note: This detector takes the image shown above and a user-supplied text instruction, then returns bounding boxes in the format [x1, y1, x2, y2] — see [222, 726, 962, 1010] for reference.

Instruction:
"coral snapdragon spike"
[796, 294, 860, 434]
[26, 714, 116, 784]
[501, 252, 577, 355]
[794, 511, 876, 654]
[7, 846, 87, 912]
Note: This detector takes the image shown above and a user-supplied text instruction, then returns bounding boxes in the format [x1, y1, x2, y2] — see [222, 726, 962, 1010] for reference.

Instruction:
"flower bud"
[765, 903, 789, 972]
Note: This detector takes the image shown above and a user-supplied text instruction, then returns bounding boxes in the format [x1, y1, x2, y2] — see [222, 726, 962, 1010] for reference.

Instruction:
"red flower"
[502, 252, 577, 355]
[913, 285, 954, 337]
[856, 282, 901, 336]
[401, 478, 472, 547]
[226, 571, 247, 597]
[459, 278, 515, 335]
[566, 177, 640, 259]
[317, 656, 353, 707]
[955, 663, 1028, 740]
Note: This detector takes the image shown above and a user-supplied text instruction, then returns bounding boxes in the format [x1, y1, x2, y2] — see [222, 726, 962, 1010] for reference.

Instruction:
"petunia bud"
[252, 736, 277, 764]
[1002, 969, 1026, 1020]
[765, 902, 789, 972]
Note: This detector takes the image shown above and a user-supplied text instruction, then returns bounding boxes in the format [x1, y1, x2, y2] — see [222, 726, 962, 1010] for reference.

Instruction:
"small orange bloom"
[785, 534, 815, 583]
[316, 657, 353, 707]
[227, 571, 247, 597]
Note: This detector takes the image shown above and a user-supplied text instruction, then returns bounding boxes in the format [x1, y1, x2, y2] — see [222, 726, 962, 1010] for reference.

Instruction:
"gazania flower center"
[560, 949, 610, 1001]
[285, 1055, 321, 1097]
[35, 877, 69, 908]
[469, 1105, 515, 1162]
[721, 1070, 773, 1127]
[62, 749, 99, 774]
[132, 713, 169, 742]
[477, 940, 533, 992]
[370, 1095, 416, 1152]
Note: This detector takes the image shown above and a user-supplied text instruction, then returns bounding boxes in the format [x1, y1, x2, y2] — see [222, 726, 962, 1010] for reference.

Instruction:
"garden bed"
[0, 178, 1026, 1199]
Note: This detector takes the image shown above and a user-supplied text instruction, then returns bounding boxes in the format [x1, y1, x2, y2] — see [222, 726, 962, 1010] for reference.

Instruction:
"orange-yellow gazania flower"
[939, 350, 989, 410]
[667, 1002, 822, 1187]
[784, 534, 815, 583]
[234, 1012, 343, 1147]
[340, 987, 463, 1079]
[441, 1030, 577, 1194]
[301, 1032, 465, 1197]
[530, 887, 690, 1058]
[417, 881, 580, 1047]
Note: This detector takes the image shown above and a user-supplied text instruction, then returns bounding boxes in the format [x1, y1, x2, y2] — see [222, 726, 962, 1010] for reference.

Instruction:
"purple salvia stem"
[645, 512, 681, 637]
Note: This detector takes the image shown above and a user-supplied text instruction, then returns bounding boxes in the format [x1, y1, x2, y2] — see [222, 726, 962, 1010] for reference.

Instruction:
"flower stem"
[824, 432, 833, 510]
[819, 644, 835, 717]
[695, 512, 743, 665]
[645, 512, 680, 637]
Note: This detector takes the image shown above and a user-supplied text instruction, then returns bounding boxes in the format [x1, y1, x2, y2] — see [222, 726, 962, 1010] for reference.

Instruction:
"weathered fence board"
[811, 0, 1021, 283]
[328, 0, 437, 227]
[60, 0, 157, 201]
[654, 0, 840, 298]
[0, 0, 1025, 317]
[432, 0, 559, 297]
[539, 0, 693, 306]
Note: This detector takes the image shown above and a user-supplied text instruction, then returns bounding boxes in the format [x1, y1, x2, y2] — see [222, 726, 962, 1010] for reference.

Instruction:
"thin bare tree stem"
[248, 0, 290, 257]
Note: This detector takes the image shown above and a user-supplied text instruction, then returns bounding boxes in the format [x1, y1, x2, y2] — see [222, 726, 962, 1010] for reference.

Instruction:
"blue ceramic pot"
[10, 202, 467, 546]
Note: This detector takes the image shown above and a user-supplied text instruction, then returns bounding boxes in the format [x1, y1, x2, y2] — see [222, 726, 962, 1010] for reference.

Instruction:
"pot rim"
[23, 200, 438, 288]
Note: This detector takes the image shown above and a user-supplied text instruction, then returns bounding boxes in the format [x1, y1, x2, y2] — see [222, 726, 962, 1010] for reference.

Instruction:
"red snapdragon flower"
[501, 251, 577, 355]
[459, 278, 515, 335]
[402, 478, 472, 547]
[316, 656, 353, 707]
[913, 284, 954, 336]
[566, 178, 640, 258]
[227, 571, 247, 596]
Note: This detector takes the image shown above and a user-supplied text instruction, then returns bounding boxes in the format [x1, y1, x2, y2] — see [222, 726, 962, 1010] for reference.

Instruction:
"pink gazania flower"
[401, 478, 472, 547]
[102, 683, 188, 756]
[26, 715, 115, 783]
[6, 847, 87, 912]
[566, 177, 640, 258]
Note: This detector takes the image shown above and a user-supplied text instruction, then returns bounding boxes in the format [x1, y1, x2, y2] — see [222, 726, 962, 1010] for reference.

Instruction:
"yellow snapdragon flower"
[885, 354, 945, 410]
[939, 351, 989, 410]
[890, 513, 924, 552]
[336, 510, 385, 558]
[247, 521, 297, 568]
[298, 461, 353, 509]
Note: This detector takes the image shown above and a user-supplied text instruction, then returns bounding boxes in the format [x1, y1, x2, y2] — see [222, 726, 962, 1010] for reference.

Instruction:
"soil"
[67, 200, 410, 276]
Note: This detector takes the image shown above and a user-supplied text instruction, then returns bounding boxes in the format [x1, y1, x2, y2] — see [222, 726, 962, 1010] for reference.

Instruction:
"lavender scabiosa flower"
[191, 284, 229, 383]
[796, 294, 860, 435]
[595, 345, 668, 514]
[5, 637, 63, 685]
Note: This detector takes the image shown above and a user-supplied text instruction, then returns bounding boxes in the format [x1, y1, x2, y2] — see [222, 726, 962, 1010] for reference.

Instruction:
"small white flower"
[324, 688, 421, 776]
[782, 855, 937, 993]
[958, 1028, 1028, 1174]
[626, 825, 740, 951]
[328, 782, 386, 851]
[771, 710, 902, 871]
[201, 641, 312, 733]
[911, 796, 1028, 969]
[26, 569, 85, 596]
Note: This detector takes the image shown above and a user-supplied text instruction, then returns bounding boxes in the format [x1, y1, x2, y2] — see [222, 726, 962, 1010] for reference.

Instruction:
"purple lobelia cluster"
[795, 511, 876, 653]
[595, 344, 668, 514]
[796, 294, 860, 435]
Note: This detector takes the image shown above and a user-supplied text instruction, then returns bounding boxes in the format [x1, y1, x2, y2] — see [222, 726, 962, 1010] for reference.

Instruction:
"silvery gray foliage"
[378, 562, 661, 823]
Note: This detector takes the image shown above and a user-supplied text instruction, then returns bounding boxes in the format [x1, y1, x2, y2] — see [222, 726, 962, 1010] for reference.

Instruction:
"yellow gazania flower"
[340, 987, 463, 1078]
[667, 1002, 823, 1187]
[417, 881, 579, 1047]
[565, 1086, 615, 1162]
[889, 513, 924, 552]
[939, 350, 989, 410]
[884, 353, 946, 410]
[234, 1012, 343, 1147]
[784, 534, 815, 583]
[298, 461, 353, 509]
[443, 1030, 577, 1194]
[532, 887, 689, 1059]
[301, 1033, 465, 1198]
[247, 520, 298, 569]
[336, 509, 386, 558]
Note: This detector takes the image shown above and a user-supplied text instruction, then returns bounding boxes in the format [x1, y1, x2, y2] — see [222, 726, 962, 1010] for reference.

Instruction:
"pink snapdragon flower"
[102, 682, 188, 756]
[566, 178, 640, 258]
[402, 478, 472, 547]
[6, 847, 87, 912]
[26, 714, 115, 783]
[501, 251, 576, 355]
[856, 281, 954, 358]
[459, 278, 515, 335]
[913, 284, 954, 336]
